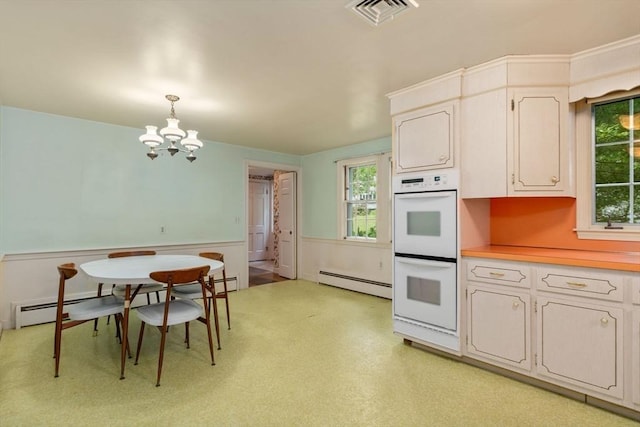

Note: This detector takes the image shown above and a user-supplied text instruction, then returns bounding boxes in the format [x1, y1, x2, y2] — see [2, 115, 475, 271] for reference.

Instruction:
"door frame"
[244, 160, 301, 288]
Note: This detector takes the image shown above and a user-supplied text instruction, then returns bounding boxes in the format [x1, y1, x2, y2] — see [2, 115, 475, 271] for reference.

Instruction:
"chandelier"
[139, 95, 203, 162]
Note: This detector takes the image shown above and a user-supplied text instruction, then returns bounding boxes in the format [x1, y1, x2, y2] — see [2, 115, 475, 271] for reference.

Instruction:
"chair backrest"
[57, 263, 77, 281]
[150, 265, 211, 289]
[199, 252, 224, 263]
[108, 250, 156, 258]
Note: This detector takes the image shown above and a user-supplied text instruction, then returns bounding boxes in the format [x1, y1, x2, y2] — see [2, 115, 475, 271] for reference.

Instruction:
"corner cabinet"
[393, 102, 456, 173]
[510, 88, 569, 193]
[460, 57, 574, 198]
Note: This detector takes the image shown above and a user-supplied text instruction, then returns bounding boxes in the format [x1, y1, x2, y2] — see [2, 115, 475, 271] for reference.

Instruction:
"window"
[576, 90, 640, 241]
[337, 153, 391, 243]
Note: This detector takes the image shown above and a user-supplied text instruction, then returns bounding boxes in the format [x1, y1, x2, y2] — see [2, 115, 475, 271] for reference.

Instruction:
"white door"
[278, 172, 296, 279]
[248, 181, 270, 262]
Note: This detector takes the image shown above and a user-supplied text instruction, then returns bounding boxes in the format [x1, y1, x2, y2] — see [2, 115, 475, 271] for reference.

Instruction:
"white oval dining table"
[79, 254, 224, 379]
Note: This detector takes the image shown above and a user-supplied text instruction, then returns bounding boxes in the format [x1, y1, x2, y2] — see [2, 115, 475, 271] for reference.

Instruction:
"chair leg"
[156, 323, 169, 387]
[185, 322, 190, 349]
[203, 294, 216, 366]
[134, 322, 146, 365]
[94, 283, 104, 333]
[53, 315, 63, 377]
[222, 272, 230, 330]
[209, 276, 221, 349]
[155, 291, 161, 303]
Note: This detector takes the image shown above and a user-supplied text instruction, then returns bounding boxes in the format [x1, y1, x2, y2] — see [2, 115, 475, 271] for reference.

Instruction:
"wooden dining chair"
[95, 250, 164, 333]
[171, 251, 230, 349]
[134, 265, 215, 387]
[54, 263, 125, 377]
[106, 250, 164, 303]
[199, 252, 231, 330]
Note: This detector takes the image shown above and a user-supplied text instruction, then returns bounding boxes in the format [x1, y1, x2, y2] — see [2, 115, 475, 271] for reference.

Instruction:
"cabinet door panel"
[537, 296, 623, 399]
[467, 285, 530, 370]
[394, 103, 454, 173]
[510, 88, 569, 193]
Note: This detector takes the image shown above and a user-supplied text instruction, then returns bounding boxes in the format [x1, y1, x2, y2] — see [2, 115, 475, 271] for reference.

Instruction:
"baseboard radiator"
[318, 270, 391, 299]
[12, 276, 238, 329]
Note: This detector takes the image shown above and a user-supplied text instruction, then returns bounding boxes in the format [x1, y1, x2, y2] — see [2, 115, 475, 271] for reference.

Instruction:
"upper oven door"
[394, 190, 457, 259]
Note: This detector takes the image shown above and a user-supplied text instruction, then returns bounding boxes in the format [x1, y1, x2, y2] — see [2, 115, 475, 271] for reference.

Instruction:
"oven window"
[407, 211, 441, 237]
[407, 276, 441, 306]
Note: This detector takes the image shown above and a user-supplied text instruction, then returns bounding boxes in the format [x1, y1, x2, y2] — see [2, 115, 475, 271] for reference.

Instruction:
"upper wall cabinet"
[393, 102, 456, 173]
[459, 57, 574, 198]
[388, 70, 463, 175]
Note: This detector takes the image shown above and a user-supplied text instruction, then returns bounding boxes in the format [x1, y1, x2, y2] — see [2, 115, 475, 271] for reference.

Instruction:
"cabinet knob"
[439, 155, 446, 161]
[512, 301, 520, 309]
[600, 317, 609, 325]
[551, 176, 559, 184]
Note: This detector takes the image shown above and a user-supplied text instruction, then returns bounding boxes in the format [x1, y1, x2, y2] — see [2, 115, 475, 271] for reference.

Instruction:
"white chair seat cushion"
[67, 296, 123, 321]
[112, 283, 164, 297]
[171, 283, 212, 300]
[136, 299, 203, 327]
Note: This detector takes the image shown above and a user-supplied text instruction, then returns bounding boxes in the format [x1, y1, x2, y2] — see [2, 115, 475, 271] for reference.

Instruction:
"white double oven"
[393, 171, 460, 352]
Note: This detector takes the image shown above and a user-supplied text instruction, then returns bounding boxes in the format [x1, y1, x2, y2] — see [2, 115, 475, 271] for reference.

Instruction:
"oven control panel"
[398, 173, 450, 191]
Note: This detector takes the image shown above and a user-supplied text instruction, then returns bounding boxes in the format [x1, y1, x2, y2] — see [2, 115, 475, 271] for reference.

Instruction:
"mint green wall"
[300, 137, 391, 239]
[0, 107, 299, 253]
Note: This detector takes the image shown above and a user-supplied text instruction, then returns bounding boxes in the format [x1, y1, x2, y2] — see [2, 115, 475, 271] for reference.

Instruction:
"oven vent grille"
[346, 0, 419, 26]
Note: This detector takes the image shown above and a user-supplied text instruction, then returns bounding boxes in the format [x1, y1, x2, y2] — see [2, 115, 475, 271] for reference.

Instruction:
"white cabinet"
[393, 102, 455, 173]
[460, 57, 573, 198]
[464, 259, 532, 371]
[388, 70, 462, 175]
[632, 278, 640, 408]
[509, 87, 570, 193]
[466, 285, 531, 371]
[536, 296, 624, 400]
[462, 256, 633, 409]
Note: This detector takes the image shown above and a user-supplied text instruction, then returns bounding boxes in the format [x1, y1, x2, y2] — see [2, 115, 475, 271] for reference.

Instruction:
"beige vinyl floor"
[0, 279, 636, 426]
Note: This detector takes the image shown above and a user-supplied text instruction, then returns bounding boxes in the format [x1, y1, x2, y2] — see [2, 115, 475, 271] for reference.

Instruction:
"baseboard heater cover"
[13, 276, 238, 329]
[318, 270, 391, 299]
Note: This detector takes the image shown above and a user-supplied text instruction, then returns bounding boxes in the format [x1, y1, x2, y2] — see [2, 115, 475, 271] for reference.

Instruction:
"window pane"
[595, 186, 629, 223]
[348, 164, 377, 202]
[593, 95, 638, 226]
[595, 144, 630, 184]
[344, 160, 378, 240]
[594, 98, 631, 144]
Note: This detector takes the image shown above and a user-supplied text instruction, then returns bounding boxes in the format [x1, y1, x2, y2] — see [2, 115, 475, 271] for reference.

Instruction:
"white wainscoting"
[299, 237, 392, 299]
[0, 242, 246, 330]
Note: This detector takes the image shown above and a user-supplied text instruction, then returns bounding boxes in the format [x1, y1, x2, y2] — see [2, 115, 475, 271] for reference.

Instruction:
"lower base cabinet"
[466, 285, 530, 371]
[536, 296, 624, 400]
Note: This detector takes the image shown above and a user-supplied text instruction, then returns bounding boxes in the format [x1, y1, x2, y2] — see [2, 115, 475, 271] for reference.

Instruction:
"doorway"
[246, 163, 298, 287]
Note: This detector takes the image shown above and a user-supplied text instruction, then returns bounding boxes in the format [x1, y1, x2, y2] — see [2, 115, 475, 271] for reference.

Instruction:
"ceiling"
[0, 1, 638, 155]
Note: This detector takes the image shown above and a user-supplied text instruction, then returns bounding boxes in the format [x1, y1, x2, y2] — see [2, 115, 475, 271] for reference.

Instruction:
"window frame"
[575, 89, 640, 241]
[336, 153, 391, 244]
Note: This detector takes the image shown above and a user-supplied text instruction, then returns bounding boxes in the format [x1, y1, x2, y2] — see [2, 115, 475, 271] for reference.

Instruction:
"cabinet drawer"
[536, 266, 624, 302]
[466, 259, 530, 289]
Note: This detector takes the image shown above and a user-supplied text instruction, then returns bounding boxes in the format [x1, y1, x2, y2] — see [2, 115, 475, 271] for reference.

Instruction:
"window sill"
[575, 228, 640, 242]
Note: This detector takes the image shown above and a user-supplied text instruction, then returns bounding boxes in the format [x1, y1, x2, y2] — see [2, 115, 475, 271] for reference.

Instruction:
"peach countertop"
[461, 245, 640, 273]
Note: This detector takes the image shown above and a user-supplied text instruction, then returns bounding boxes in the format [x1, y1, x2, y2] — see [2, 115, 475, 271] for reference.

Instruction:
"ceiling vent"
[347, 0, 419, 26]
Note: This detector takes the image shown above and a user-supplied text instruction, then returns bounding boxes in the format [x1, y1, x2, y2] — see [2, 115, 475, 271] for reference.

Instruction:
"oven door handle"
[395, 191, 454, 200]
[395, 257, 454, 269]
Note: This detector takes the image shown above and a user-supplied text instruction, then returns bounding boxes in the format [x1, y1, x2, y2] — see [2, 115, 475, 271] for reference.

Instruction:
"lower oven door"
[393, 255, 457, 331]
